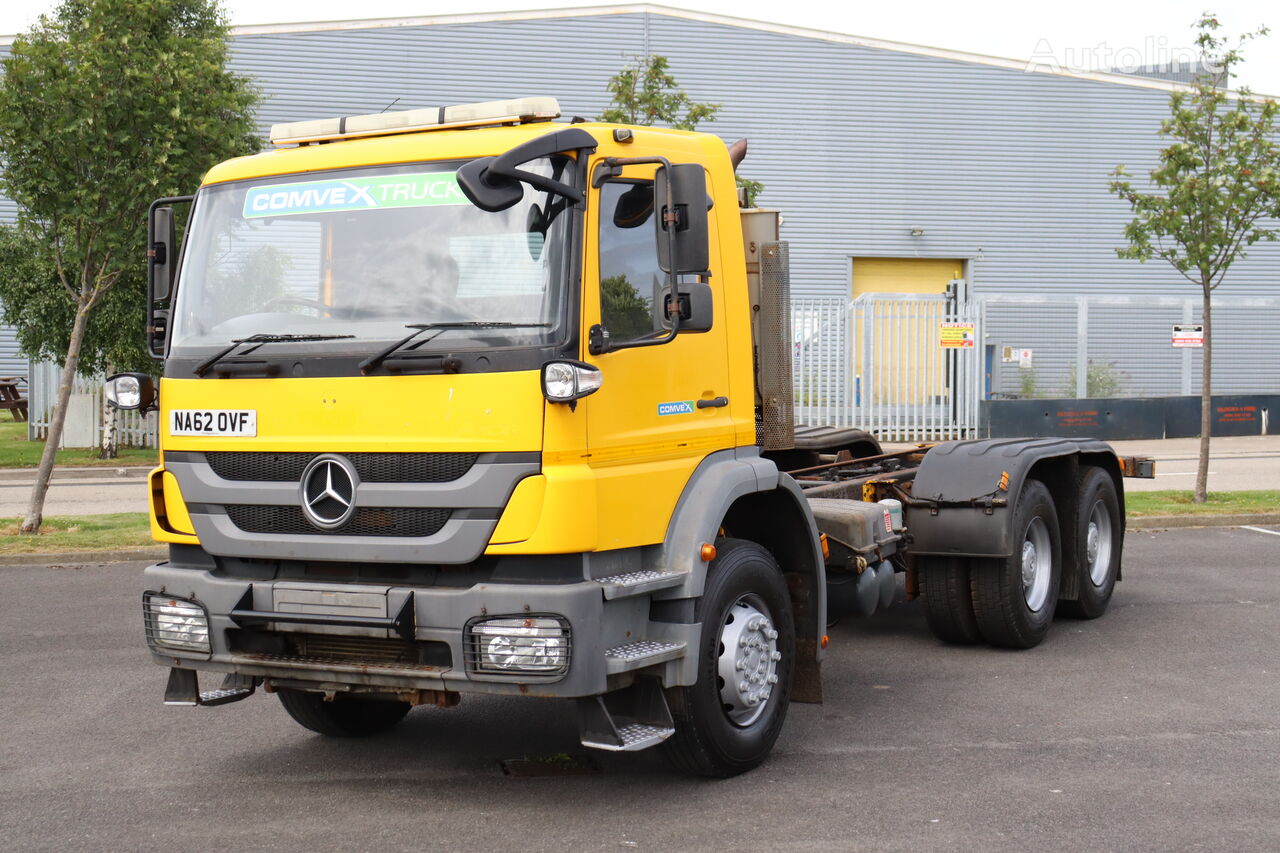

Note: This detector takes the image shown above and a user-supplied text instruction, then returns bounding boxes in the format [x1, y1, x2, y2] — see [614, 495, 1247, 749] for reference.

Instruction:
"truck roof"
[200, 97, 723, 187]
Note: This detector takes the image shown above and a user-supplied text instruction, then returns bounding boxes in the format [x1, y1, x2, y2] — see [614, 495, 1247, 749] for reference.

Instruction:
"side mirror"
[457, 127, 597, 212]
[149, 206, 176, 302]
[147, 195, 193, 359]
[663, 283, 713, 333]
[654, 164, 710, 275]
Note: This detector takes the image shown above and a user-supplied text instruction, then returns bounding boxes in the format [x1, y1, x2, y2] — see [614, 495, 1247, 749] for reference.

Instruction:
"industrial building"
[3, 5, 1278, 433]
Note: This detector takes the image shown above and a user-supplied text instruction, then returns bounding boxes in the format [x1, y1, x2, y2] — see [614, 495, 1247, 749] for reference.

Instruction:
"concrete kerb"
[0, 466, 153, 482]
[4, 514, 1279, 565]
[1126, 512, 1280, 531]
[0, 547, 167, 567]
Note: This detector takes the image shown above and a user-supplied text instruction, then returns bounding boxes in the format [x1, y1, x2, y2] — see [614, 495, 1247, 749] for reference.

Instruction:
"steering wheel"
[263, 295, 331, 315]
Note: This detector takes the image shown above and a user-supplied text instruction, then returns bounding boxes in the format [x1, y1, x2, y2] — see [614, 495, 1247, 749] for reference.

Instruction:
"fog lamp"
[541, 360, 602, 405]
[143, 593, 211, 655]
[468, 616, 570, 675]
[105, 373, 157, 412]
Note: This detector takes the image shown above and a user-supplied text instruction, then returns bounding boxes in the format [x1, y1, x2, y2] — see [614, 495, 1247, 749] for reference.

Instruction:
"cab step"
[596, 570, 683, 599]
[604, 640, 686, 674]
[164, 668, 256, 707]
[578, 679, 675, 753]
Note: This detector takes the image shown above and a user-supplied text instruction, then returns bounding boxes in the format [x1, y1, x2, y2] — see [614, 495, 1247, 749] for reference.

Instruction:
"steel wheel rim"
[1086, 499, 1114, 586]
[1020, 516, 1052, 612]
[716, 596, 780, 727]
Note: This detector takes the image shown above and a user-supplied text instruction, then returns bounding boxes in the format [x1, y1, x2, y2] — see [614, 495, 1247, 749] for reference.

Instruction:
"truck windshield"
[169, 158, 573, 356]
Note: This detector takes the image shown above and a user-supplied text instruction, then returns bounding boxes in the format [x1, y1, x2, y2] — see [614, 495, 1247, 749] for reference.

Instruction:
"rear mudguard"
[906, 437, 1124, 560]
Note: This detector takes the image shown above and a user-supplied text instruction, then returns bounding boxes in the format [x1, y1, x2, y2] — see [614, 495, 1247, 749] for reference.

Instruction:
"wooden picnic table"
[0, 376, 28, 422]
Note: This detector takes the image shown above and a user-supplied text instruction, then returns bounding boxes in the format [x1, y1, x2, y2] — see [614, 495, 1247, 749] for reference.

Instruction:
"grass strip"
[1125, 490, 1280, 517]
[1, 513, 155, 554]
[0, 421, 157, 469]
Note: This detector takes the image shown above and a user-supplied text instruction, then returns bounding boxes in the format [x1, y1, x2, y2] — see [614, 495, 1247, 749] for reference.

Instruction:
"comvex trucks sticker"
[243, 172, 467, 218]
[657, 400, 696, 416]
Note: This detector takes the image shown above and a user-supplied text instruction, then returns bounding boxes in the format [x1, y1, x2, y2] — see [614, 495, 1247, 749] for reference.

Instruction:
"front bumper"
[142, 559, 696, 699]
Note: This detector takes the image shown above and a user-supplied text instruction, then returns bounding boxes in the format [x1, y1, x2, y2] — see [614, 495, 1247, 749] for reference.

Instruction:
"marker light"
[541, 360, 602, 404]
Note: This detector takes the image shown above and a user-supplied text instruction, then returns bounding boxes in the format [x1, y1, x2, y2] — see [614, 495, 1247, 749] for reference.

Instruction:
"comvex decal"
[657, 400, 695, 416]
[243, 172, 467, 218]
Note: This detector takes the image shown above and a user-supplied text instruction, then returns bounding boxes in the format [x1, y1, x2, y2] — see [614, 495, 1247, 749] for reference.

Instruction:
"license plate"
[169, 409, 257, 437]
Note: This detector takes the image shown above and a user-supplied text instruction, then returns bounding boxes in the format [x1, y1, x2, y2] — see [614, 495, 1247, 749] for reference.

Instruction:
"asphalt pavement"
[1, 526, 1277, 851]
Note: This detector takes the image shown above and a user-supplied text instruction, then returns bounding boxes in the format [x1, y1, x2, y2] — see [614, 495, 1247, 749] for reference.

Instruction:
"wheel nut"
[770, 651, 782, 661]
[765, 628, 778, 640]
[767, 674, 779, 684]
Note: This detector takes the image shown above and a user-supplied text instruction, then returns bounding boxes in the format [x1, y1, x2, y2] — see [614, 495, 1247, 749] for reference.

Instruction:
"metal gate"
[793, 293, 983, 442]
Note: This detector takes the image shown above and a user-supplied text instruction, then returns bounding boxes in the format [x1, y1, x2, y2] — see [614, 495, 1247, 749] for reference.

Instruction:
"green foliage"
[1018, 368, 1039, 398]
[0, 0, 261, 373]
[1063, 360, 1124, 398]
[599, 55, 720, 130]
[0, 227, 151, 373]
[1109, 16, 1280, 289]
[599, 54, 766, 206]
[600, 274, 653, 341]
[737, 175, 765, 207]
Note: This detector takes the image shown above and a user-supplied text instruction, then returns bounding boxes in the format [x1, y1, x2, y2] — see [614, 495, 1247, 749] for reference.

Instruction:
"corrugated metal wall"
[3, 9, 1279, 389]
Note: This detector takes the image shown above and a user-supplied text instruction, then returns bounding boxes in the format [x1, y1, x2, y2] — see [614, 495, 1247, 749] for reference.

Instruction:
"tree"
[0, 0, 260, 532]
[600, 54, 764, 205]
[1109, 14, 1280, 503]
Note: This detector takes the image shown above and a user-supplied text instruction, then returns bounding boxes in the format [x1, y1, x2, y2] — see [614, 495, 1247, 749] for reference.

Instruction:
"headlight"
[143, 593, 211, 656]
[105, 373, 157, 411]
[467, 616, 570, 676]
[541, 360, 602, 405]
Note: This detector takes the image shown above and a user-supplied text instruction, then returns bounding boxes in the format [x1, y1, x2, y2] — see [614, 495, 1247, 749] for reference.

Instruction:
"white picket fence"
[27, 361, 158, 448]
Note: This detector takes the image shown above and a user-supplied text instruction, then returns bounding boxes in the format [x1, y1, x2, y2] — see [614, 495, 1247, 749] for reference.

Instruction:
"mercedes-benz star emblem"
[299, 455, 357, 530]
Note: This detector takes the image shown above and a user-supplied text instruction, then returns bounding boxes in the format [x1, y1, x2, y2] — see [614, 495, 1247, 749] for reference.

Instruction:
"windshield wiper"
[358, 322, 552, 375]
[193, 333, 355, 377]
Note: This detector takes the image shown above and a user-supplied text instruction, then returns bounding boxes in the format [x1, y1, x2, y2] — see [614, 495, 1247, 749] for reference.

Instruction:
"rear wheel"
[970, 478, 1061, 649]
[1058, 467, 1122, 619]
[277, 688, 411, 737]
[662, 539, 795, 778]
[920, 557, 982, 645]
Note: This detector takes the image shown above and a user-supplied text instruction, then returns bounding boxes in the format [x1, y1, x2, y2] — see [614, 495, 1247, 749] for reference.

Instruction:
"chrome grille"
[225, 505, 451, 537]
[205, 452, 478, 483]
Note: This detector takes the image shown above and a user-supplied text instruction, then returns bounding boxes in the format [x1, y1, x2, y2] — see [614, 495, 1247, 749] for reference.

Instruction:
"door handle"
[697, 396, 729, 409]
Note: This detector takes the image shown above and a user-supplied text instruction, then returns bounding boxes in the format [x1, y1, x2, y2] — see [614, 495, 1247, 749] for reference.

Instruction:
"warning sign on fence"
[939, 322, 976, 349]
[1172, 324, 1204, 347]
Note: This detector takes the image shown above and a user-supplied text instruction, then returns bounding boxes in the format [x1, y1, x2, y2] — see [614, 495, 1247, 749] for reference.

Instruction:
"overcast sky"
[3, 0, 1279, 96]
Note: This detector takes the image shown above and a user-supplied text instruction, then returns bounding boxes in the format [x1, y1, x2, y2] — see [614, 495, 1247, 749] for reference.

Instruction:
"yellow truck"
[113, 97, 1151, 777]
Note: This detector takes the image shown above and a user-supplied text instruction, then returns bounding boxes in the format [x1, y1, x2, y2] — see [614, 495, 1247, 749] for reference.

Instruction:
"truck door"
[582, 167, 736, 550]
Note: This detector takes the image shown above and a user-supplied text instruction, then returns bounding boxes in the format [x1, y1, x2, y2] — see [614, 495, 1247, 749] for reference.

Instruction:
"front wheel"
[662, 539, 795, 777]
[277, 688, 411, 737]
[970, 478, 1061, 649]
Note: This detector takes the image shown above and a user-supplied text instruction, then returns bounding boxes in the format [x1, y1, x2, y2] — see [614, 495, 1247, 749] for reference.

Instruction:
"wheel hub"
[1086, 499, 1114, 586]
[716, 598, 780, 727]
[1020, 516, 1052, 612]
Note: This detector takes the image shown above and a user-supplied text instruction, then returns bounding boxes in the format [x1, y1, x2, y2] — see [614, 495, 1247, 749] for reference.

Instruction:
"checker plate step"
[604, 640, 686, 674]
[596, 570, 683, 599]
[581, 723, 675, 752]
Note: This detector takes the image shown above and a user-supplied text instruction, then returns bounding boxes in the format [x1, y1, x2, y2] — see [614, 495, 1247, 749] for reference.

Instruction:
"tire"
[920, 557, 982, 645]
[1057, 467, 1122, 619]
[277, 688, 411, 737]
[662, 539, 795, 777]
[970, 478, 1061, 649]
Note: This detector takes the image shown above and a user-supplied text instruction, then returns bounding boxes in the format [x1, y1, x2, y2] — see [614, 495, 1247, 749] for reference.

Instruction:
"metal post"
[1181, 299, 1194, 396]
[1076, 296, 1089, 399]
